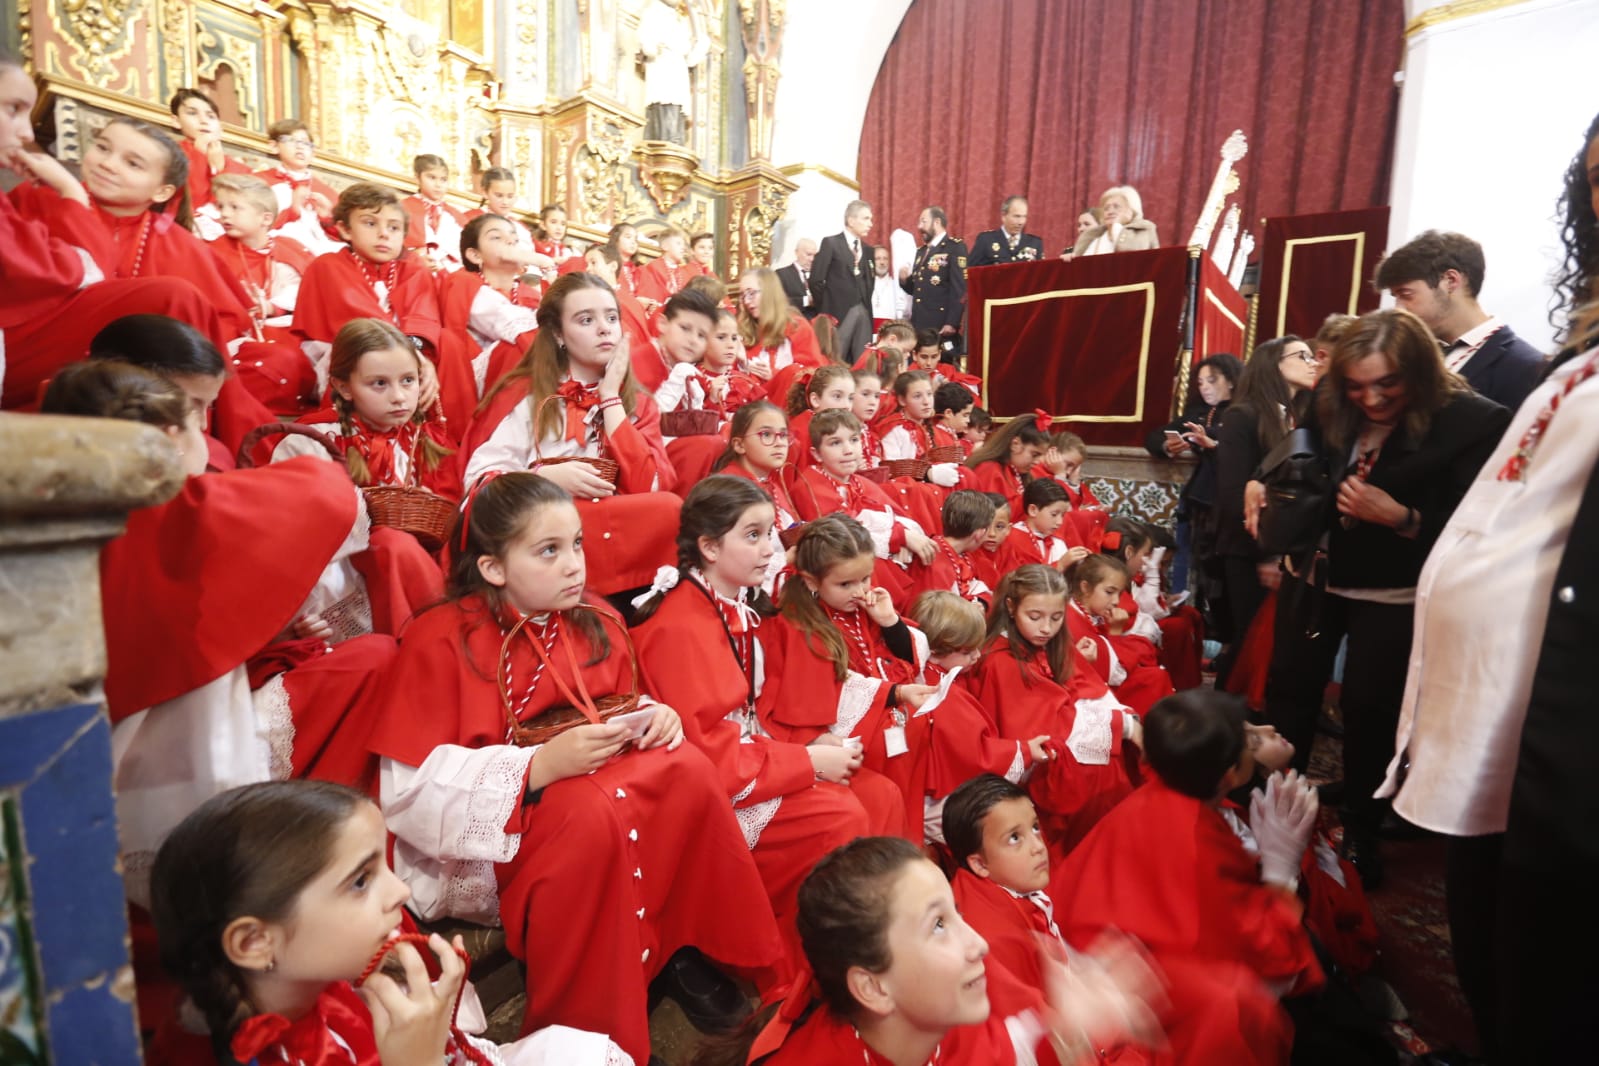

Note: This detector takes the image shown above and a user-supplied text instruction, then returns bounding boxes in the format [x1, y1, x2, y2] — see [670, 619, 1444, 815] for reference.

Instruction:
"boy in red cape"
[435, 212, 541, 431]
[254, 117, 342, 253]
[1051, 689, 1324, 1066]
[635, 225, 697, 306]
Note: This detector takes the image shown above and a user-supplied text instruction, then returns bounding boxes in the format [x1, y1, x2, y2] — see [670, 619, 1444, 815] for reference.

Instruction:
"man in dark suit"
[898, 205, 967, 362]
[968, 195, 1045, 268]
[1375, 229, 1546, 410]
[810, 199, 875, 360]
[775, 237, 819, 319]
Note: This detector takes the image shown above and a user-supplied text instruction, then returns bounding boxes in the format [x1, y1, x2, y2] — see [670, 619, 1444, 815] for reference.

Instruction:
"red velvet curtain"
[859, 0, 1404, 259]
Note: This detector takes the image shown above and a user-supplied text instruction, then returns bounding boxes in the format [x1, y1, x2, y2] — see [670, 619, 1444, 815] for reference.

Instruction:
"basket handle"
[497, 603, 642, 735]
[235, 422, 345, 470]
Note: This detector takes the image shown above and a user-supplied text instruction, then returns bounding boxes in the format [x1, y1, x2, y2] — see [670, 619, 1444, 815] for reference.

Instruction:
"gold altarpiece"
[12, 0, 795, 272]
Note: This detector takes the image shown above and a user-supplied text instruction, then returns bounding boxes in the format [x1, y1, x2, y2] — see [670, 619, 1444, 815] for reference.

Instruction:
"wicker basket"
[236, 422, 456, 551]
[777, 522, 809, 549]
[924, 444, 965, 465]
[884, 457, 932, 481]
[856, 465, 891, 484]
[503, 604, 642, 747]
[533, 394, 621, 485]
[658, 408, 721, 437]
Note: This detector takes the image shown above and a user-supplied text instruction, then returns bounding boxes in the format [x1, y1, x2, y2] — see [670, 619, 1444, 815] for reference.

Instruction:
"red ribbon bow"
[556, 379, 604, 444]
[1032, 408, 1054, 427]
[1101, 530, 1122, 552]
[747, 968, 819, 1061]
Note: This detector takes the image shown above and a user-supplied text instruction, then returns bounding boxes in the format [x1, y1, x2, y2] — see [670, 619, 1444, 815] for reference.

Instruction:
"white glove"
[927, 462, 961, 488]
[1248, 770, 1318, 888]
[1144, 545, 1166, 586]
[669, 361, 697, 381]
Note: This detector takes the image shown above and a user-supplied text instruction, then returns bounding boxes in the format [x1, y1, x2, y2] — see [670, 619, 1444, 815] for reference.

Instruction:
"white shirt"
[872, 273, 909, 319]
[1443, 315, 1503, 376]
[1378, 353, 1599, 835]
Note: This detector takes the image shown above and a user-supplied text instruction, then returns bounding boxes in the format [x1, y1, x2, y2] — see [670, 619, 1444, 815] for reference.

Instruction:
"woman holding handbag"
[1245, 310, 1509, 888]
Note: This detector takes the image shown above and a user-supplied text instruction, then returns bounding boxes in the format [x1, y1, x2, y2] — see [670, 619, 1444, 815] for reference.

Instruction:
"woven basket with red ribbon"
[884, 457, 932, 481]
[856, 465, 891, 484]
[924, 444, 965, 465]
[235, 422, 456, 550]
[501, 604, 642, 747]
[658, 408, 721, 437]
[531, 394, 621, 484]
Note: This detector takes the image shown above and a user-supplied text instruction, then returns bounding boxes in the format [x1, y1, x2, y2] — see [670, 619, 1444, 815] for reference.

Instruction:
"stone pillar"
[0, 414, 184, 1064]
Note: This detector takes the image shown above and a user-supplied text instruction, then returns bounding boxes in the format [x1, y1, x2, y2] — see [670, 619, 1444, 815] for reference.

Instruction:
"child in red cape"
[293, 183, 443, 373]
[879, 369, 961, 467]
[168, 87, 251, 240]
[458, 272, 679, 595]
[531, 203, 579, 286]
[636, 225, 697, 306]
[4, 113, 255, 408]
[782, 364, 855, 474]
[147, 781, 630, 1066]
[1051, 689, 1325, 1066]
[970, 492, 1011, 591]
[436, 212, 541, 432]
[1068, 554, 1175, 717]
[995, 478, 1092, 580]
[633, 477, 872, 980]
[736, 266, 824, 394]
[722, 836, 1165, 1065]
[965, 411, 1052, 517]
[910, 593, 1050, 842]
[367, 473, 783, 1065]
[254, 117, 342, 254]
[755, 514, 942, 840]
[465, 168, 540, 254]
[1032, 431, 1105, 512]
[271, 318, 456, 498]
[401, 152, 467, 273]
[698, 308, 767, 421]
[711, 402, 800, 595]
[850, 368, 888, 472]
[1125, 527, 1207, 692]
[210, 173, 320, 416]
[964, 565, 1141, 856]
[900, 489, 995, 611]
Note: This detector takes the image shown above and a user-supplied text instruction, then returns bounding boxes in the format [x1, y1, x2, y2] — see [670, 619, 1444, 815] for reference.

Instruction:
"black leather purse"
[1254, 427, 1333, 558]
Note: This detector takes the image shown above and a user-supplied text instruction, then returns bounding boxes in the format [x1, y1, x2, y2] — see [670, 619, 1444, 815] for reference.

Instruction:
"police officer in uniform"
[898, 205, 968, 362]
[969, 195, 1045, 267]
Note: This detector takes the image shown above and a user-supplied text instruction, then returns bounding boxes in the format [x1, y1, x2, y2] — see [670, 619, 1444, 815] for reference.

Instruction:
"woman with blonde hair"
[736, 266, 824, 397]
[1072, 186, 1160, 257]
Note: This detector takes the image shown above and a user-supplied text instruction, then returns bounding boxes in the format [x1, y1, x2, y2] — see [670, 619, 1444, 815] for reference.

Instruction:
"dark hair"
[941, 489, 996, 539]
[943, 774, 1030, 873]
[102, 117, 194, 229]
[1317, 308, 1473, 452]
[634, 475, 779, 622]
[914, 328, 941, 351]
[327, 319, 451, 480]
[986, 564, 1071, 684]
[891, 369, 932, 404]
[690, 231, 714, 247]
[1195, 352, 1244, 390]
[966, 412, 1050, 472]
[481, 273, 641, 435]
[90, 315, 225, 376]
[1313, 314, 1357, 352]
[1021, 476, 1068, 513]
[712, 399, 785, 473]
[333, 182, 403, 227]
[412, 153, 447, 177]
[1101, 515, 1152, 562]
[1232, 335, 1305, 452]
[1144, 689, 1248, 799]
[968, 406, 992, 430]
[798, 837, 928, 1018]
[1374, 229, 1485, 299]
[1554, 111, 1599, 346]
[41, 359, 188, 428]
[586, 243, 621, 268]
[983, 491, 1008, 512]
[924, 205, 948, 229]
[808, 407, 861, 448]
[460, 211, 511, 273]
[168, 87, 220, 119]
[606, 222, 639, 264]
[934, 382, 974, 417]
[480, 165, 515, 191]
[1070, 553, 1129, 601]
[777, 513, 875, 681]
[265, 117, 308, 141]
[150, 780, 368, 1059]
[446, 471, 610, 660]
[662, 286, 720, 325]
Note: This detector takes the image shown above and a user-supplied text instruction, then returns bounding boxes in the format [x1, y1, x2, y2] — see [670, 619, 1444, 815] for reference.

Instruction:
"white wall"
[1390, 0, 1599, 353]
[767, 0, 914, 264]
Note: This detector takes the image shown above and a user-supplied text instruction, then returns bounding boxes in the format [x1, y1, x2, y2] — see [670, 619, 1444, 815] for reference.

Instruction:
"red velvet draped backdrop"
[859, 0, 1405, 259]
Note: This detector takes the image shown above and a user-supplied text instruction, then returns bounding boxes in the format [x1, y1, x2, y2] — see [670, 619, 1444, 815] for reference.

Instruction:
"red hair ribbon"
[457, 470, 505, 553]
[1032, 408, 1054, 427]
[1101, 530, 1122, 552]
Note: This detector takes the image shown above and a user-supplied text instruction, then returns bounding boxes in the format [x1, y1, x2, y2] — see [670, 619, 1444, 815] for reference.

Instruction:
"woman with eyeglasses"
[1245, 310, 1509, 889]
[736, 266, 825, 399]
[1210, 336, 1318, 683]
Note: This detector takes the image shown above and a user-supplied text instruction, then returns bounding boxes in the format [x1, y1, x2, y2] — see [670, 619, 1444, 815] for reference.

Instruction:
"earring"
[264, 958, 276, 973]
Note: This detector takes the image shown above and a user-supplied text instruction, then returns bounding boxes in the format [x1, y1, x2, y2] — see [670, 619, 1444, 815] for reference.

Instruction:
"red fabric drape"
[859, 0, 1404, 258]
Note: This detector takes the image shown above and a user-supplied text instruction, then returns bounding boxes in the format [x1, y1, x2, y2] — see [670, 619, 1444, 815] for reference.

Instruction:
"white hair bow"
[631, 565, 681, 608]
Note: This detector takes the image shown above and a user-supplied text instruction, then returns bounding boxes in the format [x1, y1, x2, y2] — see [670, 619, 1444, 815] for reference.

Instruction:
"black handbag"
[1254, 427, 1333, 558]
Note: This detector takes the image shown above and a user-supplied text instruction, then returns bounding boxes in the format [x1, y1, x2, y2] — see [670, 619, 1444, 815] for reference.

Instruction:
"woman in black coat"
[1246, 309, 1510, 886]
[1144, 352, 1243, 603]
[1210, 336, 1317, 680]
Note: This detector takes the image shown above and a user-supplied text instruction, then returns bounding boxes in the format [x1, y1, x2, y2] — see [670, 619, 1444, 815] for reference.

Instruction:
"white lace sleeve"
[1064, 691, 1122, 766]
[880, 425, 918, 461]
[468, 285, 539, 346]
[854, 507, 900, 559]
[380, 747, 539, 923]
[464, 406, 536, 482]
[1129, 610, 1163, 646]
[492, 1027, 635, 1066]
[830, 672, 887, 738]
